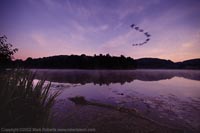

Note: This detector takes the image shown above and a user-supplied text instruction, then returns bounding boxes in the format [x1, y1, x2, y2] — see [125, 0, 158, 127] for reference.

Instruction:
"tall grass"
[0, 69, 60, 128]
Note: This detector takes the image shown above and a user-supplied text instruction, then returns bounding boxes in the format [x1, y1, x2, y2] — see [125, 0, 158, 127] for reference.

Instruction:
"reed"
[0, 69, 60, 128]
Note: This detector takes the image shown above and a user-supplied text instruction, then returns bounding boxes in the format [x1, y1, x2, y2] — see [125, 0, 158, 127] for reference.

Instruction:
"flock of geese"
[130, 24, 151, 46]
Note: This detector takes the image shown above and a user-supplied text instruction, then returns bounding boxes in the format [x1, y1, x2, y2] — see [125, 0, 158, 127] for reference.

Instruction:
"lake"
[33, 69, 200, 132]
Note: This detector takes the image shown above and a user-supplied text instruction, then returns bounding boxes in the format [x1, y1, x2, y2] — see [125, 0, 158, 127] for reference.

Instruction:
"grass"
[0, 69, 60, 128]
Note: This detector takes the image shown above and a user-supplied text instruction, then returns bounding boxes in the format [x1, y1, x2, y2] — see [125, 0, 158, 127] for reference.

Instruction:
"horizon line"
[14, 54, 200, 63]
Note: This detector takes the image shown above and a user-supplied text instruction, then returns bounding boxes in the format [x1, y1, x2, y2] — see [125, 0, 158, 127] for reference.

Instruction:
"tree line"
[12, 54, 137, 69]
[1, 35, 199, 70]
[0, 35, 136, 69]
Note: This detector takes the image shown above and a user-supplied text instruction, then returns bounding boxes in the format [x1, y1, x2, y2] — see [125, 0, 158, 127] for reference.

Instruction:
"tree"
[0, 35, 18, 67]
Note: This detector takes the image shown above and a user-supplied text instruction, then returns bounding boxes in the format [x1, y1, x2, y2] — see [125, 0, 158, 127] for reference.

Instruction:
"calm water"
[33, 69, 200, 131]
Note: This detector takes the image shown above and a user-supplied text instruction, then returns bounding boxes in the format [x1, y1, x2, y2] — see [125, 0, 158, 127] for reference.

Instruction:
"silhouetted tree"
[0, 35, 18, 68]
[11, 54, 137, 69]
[106, 54, 111, 57]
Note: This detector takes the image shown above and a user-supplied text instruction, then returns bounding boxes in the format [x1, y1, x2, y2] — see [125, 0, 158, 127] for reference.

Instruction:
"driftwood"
[69, 96, 150, 120]
[69, 96, 138, 113]
[68, 96, 185, 132]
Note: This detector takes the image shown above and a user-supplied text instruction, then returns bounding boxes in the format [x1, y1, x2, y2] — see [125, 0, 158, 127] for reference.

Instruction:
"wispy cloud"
[71, 20, 109, 34]
[1, 0, 200, 61]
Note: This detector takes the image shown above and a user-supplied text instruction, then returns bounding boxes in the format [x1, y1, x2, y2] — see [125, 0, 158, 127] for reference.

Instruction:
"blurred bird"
[130, 24, 135, 28]
[144, 32, 148, 35]
[139, 29, 144, 32]
[132, 43, 138, 46]
[146, 34, 151, 37]
[135, 27, 139, 30]
[144, 32, 150, 37]
[146, 38, 150, 41]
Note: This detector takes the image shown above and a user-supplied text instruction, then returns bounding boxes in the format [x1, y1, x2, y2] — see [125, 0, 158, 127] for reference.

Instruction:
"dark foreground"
[52, 98, 185, 133]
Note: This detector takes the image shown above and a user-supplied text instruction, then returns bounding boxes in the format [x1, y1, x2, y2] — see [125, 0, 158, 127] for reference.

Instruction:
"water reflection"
[33, 69, 200, 85]
[32, 69, 200, 132]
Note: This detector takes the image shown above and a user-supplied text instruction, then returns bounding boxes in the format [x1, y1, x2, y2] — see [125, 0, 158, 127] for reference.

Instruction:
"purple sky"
[0, 0, 200, 61]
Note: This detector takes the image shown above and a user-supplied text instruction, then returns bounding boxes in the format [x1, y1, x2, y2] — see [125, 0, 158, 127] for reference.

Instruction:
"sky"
[0, 0, 200, 62]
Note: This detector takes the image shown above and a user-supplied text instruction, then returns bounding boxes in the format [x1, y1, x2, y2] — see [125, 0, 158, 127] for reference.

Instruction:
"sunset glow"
[0, 0, 200, 61]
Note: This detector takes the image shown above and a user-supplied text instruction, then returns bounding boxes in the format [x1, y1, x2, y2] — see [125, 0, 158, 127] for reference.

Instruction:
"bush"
[0, 69, 60, 128]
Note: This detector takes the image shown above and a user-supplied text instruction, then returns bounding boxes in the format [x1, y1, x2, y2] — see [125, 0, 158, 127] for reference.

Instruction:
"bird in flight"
[144, 32, 151, 37]
[135, 27, 139, 30]
[130, 24, 135, 28]
[139, 29, 144, 32]
[130, 23, 151, 46]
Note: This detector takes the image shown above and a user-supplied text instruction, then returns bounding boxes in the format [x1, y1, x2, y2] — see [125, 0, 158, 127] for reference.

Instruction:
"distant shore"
[2, 55, 200, 70]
